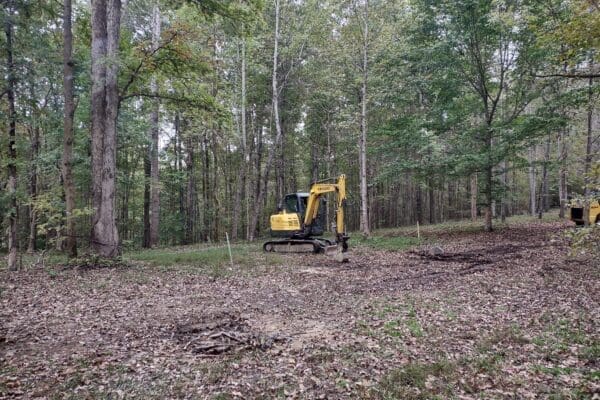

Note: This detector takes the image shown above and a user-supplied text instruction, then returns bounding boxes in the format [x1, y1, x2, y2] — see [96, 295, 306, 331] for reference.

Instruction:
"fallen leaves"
[0, 220, 598, 399]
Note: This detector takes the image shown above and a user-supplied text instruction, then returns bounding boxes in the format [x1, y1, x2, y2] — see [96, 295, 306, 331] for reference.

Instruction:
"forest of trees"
[1, 0, 598, 269]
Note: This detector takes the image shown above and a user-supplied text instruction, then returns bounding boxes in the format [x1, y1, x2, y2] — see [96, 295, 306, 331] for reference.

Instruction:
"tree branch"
[534, 72, 600, 79]
[119, 91, 212, 110]
[118, 30, 181, 102]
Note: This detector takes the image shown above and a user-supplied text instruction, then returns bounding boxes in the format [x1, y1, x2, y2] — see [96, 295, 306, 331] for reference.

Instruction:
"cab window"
[284, 195, 299, 213]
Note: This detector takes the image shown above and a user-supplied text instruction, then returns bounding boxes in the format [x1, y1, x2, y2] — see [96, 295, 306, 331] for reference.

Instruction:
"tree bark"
[185, 134, 197, 244]
[143, 143, 151, 247]
[272, 0, 284, 208]
[359, 0, 370, 237]
[484, 128, 493, 232]
[558, 127, 568, 219]
[5, 3, 18, 270]
[528, 146, 537, 216]
[175, 116, 185, 239]
[27, 124, 39, 254]
[538, 136, 551, 218]
[62, 0, 78, 257]
[148, 2, 161, 246]
[583, 74, 594, 226]
[470, 174, 477, 221]
[231, 34, 247, 241]
[90, 0, 121, 257]
[500, 161, 508, 223]
[428, 182, 434, 224]
[415, 183, 423, 225]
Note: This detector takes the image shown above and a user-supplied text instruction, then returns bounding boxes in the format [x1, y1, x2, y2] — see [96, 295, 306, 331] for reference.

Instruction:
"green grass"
[0, 252, 68, 271]
[353, 211, 563, 253]
[367, 300, 425, 340]
[369, 211, 562, 239]
[124, 244, 283, 277]
[356, 235, 423, 251]
[374, 359, 457, 400]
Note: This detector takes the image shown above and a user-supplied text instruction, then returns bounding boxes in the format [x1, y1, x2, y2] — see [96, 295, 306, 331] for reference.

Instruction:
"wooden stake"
[225, 232, 233, 267]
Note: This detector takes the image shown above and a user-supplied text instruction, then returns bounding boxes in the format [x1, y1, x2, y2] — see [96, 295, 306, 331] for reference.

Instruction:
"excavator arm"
[304, 175, 348, 250]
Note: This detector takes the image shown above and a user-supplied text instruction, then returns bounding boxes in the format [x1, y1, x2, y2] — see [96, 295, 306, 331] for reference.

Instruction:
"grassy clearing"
[0, 251, 68, 271]
[356, 235, 423, 251]
[352, 211, 563, 252]
[124, 244, 284, 277]
[370, 211, 563, 239]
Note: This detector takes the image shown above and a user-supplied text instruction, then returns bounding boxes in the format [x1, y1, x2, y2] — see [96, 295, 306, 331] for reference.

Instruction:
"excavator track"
[263, 238, 335, 254]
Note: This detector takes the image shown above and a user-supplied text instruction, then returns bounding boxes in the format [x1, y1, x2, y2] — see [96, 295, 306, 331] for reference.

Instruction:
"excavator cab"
[270, 193, 325, 237]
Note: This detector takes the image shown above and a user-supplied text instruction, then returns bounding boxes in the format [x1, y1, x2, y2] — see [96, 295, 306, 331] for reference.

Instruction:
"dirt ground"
[1, 220, 598, 399]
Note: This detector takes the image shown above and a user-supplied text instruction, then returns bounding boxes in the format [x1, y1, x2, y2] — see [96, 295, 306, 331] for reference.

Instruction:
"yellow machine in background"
[264, 175, 349, 255]
[569, 195, 600, 225]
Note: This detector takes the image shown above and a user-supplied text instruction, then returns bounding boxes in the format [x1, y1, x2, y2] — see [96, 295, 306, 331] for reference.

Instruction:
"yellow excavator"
[263, 174, 349, 256]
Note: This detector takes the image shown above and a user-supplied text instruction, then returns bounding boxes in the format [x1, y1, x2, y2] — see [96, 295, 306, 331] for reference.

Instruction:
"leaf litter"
[0, 220, 598, 399]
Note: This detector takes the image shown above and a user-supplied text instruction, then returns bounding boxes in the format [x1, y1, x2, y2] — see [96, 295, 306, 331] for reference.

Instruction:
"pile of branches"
[175, 312, 286, 355]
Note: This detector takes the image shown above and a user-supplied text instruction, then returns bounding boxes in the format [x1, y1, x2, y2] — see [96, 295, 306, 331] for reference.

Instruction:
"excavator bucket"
[324, 244, 349, 262]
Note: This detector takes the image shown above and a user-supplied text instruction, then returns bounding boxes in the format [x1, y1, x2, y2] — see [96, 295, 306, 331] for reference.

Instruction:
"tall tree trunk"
[539, 136, 551, 217]
[325, 119, 333, 230]
[428, 182, 434, 224]
[185, 134, 197, 244]
[557, 127, 568, 219]
[90, 0, 121, 257]
[311, 137, 319, 183]
[143, 144, 151, 247]
[500, 161, 508, 223]
[415, 183, 423, 225]
[583, 74, 594, 226]
[211, 133, 220, 241]
[470, 174, 477, 221]
[175, 114, 185, 240]
[528, 146, 537, 216]
[276, 131, 285, 207]
[231, 33, 247, 241]
[359, 0, 370, 236]
[5, 3, 18, 270]
[27, 125, 39, 254]
[272, 0, 284, 208]
[149, 2, 161, 246]
[62, 0, 77, 257]
[484, 128, 493, 232]
[556, 59, 570, 219]
[202, 133, 210, 241]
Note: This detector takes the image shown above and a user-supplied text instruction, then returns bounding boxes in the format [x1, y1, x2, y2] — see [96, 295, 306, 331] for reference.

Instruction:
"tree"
[358, 0, 370, 236]
[62, 0, 77, 258]
[90, 0, 122, 257]
[4, 0, 18, 270]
